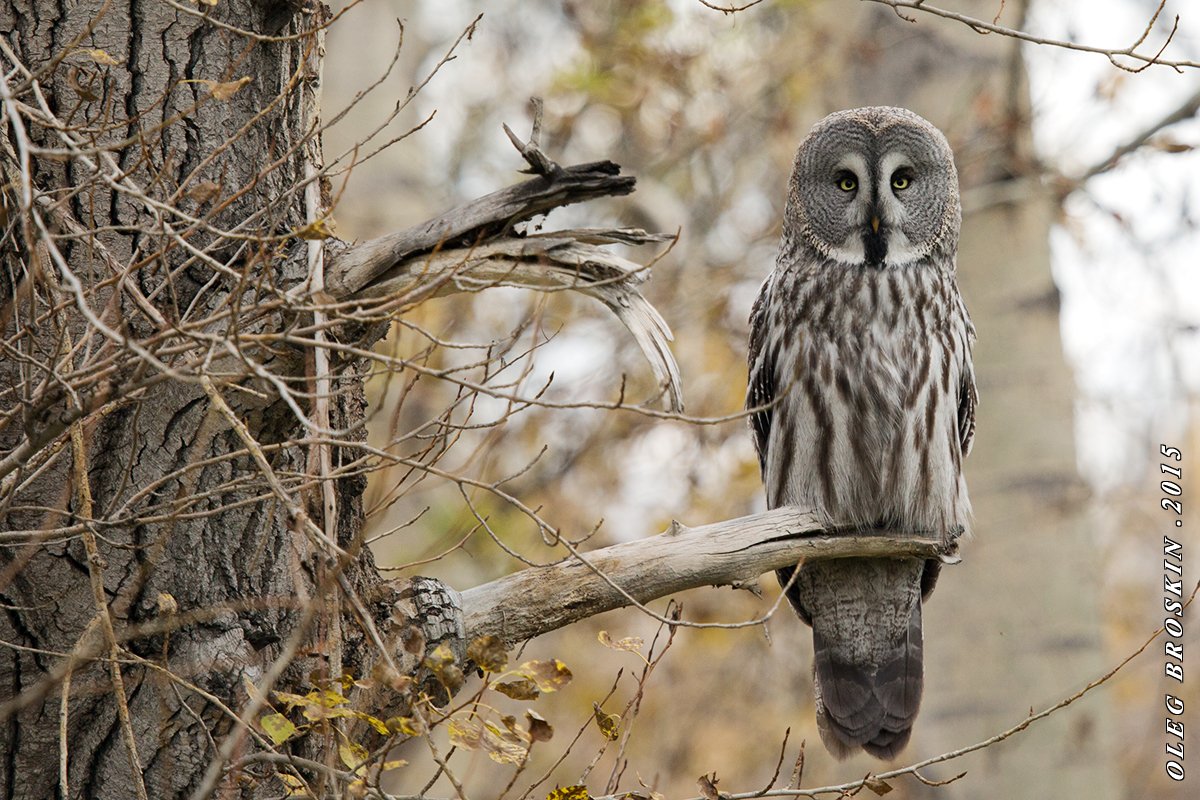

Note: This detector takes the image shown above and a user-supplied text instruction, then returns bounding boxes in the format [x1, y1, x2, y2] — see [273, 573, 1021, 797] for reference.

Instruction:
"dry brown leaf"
[597, 630, 644, 653]
[864, 775, 894, 795]
[185, 76, 251, 101]
[495, 679, 540, 700]
[517, 659, 572, 692]
[526, 709, 553, 742]
[467, 635, 508, 672]
[186, 180, 221, 205]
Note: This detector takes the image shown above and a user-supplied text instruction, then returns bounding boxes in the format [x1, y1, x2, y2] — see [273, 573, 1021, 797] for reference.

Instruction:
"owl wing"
[957, 320, 978, 458]
[746, 276, 777, 472]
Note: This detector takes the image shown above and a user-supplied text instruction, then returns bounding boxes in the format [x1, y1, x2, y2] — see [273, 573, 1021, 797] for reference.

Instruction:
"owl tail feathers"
[811, 603, 924, 761]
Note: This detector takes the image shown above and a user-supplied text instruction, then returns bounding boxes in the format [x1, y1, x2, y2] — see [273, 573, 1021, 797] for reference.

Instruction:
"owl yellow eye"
[891, 175, 911, 190]
[837, 176, 857, 192]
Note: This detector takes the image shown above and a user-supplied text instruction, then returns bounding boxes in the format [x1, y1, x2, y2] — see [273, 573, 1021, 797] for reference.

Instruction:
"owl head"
[785, 106, 961, 269]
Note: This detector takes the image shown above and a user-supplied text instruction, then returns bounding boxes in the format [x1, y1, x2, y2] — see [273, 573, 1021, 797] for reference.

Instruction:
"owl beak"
[863, 211, 887, 266]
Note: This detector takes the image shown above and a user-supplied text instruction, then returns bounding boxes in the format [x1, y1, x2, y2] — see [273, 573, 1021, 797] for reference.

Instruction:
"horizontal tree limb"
[460, 506, 957, 645]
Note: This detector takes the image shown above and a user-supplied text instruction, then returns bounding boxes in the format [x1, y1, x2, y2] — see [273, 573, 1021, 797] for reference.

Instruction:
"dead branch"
[856, 0, 1198, 72]
[324, 160, 637, 298]
[323, 115, 685, 411]
[352, 231, 683, 412]
[1074, 82, 1200, 182]
[459, 506, 955, 646]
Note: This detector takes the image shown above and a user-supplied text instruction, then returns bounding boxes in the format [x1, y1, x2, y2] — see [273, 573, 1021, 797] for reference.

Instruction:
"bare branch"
[854, 1, 1199, 72]
[351, 232, 683, 411]
[460, 506, 954, 645]
[324, 160, 636, 297]
[1075, 83, 1200, 183]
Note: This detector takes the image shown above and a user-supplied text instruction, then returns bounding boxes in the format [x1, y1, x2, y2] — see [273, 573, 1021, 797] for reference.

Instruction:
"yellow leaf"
[482, 721, 529, 764]
[156, 592, 178, 615]
[311, 688, 348, 707]
[261, 713, 298, 745]
[546, 786, 590, 800]
[80, 48, 121, 65]
[425, 643, 464, 693]
[591, 703, 619, 741]
[597, 630, 645, 654]
[183, 76, 250, 101]
[382, 759, 408, 770]
[448, 717, 528, 765]
[386, 716, 422, 736]
[357, 712, 391, 735]
[447, 718, 484, 751]
[293, 218, 335, 241]
[277, 772, 306, 796]
[338, 741, 369, 771]
[516, 659, 572, 693]
[272, 690, 309, 710]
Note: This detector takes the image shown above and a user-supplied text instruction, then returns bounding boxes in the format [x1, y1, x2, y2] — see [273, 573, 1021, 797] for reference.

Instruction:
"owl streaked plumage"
[747, 107, 976, 760]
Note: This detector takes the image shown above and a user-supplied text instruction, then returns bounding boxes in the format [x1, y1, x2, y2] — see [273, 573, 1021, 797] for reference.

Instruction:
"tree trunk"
[0, 3, 377, 797]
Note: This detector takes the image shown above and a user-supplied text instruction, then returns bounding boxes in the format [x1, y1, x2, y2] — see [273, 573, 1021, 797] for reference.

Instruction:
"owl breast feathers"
[747, 106, 976, 760]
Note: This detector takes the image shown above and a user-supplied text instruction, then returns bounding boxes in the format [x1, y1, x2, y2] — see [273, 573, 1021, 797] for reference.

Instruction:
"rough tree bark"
[0, 3, 371, 798]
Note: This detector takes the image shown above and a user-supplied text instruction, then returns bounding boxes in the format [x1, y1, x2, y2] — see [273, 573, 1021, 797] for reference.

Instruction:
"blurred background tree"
[323, 1, 1197, 797]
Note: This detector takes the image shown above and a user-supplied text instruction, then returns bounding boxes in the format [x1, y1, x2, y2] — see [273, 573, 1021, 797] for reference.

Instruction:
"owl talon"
[937, 528, 964, 565]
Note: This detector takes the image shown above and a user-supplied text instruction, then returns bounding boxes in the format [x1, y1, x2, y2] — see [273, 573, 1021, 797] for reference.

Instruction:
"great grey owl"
[746, 106, 976, 760]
